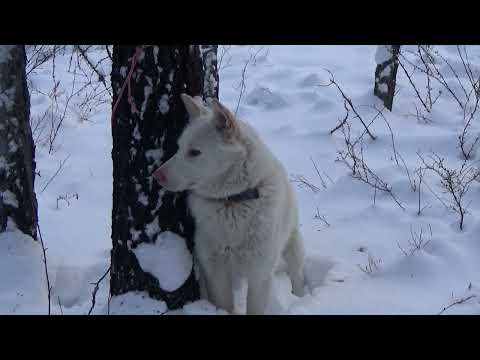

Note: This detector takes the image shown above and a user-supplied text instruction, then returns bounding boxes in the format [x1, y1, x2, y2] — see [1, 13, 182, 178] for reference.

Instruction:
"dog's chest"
[188, 195, 262, 262]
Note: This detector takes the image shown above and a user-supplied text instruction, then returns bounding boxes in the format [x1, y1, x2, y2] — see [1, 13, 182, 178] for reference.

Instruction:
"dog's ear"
[210, 98, 237, 140]
[180, 93, 207, 119]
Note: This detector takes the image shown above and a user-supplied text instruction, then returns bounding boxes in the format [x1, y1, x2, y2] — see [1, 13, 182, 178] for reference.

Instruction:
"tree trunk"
[374, 45, 401, 111]
[0, 45, 37, 239]
[199, 45, 219, 100]
[110, 45, 218, 310]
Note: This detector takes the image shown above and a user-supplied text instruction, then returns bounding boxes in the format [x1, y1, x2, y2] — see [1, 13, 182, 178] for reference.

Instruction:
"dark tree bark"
[0, 45, 37, 239]
[374, 45, 401, 111]
[199, 45, 219, 100]
[110, 45, 218, 310]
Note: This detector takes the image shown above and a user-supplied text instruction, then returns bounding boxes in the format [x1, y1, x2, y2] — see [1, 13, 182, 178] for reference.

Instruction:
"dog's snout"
[153, 168, 167, 183]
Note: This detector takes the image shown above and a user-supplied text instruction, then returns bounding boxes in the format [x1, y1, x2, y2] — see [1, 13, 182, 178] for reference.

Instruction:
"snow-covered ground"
[2, 45, 480, 315]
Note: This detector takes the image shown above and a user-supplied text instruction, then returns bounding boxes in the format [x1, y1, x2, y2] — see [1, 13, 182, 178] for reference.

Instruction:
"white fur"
[154, 94, 305, 314]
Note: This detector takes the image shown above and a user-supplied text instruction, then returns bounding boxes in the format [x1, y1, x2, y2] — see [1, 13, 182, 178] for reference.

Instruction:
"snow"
[379, 64, 393, 78]
[119, 66, 128, 78]
[132, 231, 193, 292]
[180, 299, 228, 315]
[132, 124, 141, 140]
[8, 139, 19, 153]
[144, 217, 160, 238]
[377, 83, 388, 94]
[145, 149, 162, 164]
[0, 227, 48, 314]
[245, 85, 288, 110]
[0, 156, 7, 169]
[140, 77, 153, 119]
[1, 45, 480, 315]
[375, 45, 393, 64]
[0, 45, 14, 64]
[153, 47, 159, 65]
[137, 192, 148, 206]
[1, 190, 18, 207]
[0, 87, 15, 111]
[107, 291, 168, 315]
[158, 94, 170, 114]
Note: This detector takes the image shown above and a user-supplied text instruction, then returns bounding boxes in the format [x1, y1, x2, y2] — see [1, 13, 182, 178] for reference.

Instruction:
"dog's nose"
[153, 168, 167, 183]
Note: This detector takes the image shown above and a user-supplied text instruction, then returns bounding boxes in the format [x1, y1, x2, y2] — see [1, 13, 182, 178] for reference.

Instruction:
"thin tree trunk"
[110, 45, 218, 309]
[0, 45, 37, 239]
[374, 45, 401, 111]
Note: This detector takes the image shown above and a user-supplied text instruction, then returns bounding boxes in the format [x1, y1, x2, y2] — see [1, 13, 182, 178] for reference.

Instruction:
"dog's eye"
[188, 149, 201, 157]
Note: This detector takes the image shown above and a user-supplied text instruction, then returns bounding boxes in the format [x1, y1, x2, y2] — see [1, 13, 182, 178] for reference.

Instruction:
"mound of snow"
[180, 299, 228, 315]
[108, 291, 168, 315]
[132, 231, 192, 292]
[51, 265, 89, 308]
[245, 86, 287, 110]
[298, 73, 322, 87]
[0, 228, 48, 314]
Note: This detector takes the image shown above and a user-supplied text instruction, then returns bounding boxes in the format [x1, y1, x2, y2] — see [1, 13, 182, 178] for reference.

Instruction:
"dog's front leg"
[195, 245, 233, 313]
[231, 273, 248, 315]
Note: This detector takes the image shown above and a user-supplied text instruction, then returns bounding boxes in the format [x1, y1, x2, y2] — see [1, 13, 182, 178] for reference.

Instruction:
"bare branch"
[234, 46, 267, 115]
[358, 254, 381, 275]
[438, 294, 476, 315]
[336, 123, 405, 210]
[398, 58, 431, 113]
[73, 45, 112, 97]
[417, 151, 479, 230]
[58, 296, 63, 315]
[40, 154, 70, 193]
[291, 174, 322, 193]
[37, 224, 51, 315]
[310, 157, 328, 189]
[314, 207, 331, 229]
[88, 266, 111, 315]
[320, 69, 376, 140]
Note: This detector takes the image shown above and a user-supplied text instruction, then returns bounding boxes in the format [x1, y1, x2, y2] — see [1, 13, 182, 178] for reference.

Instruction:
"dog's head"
[152, 94, 247, 192]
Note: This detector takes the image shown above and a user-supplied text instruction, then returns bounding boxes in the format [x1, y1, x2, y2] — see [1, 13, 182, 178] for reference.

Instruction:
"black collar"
[224, 188, 260, 203]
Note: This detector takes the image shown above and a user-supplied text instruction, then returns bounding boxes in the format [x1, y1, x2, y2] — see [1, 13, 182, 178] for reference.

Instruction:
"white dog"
[153, 94, 305, 314]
